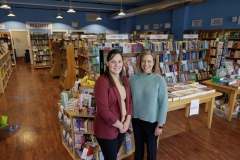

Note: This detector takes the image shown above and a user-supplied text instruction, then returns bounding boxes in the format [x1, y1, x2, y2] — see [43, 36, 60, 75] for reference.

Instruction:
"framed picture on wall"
[164, 23, 171, 28]
[153, 24, 159, 29]
[136, 25, 140, 30]
[144, 24, 149, 30]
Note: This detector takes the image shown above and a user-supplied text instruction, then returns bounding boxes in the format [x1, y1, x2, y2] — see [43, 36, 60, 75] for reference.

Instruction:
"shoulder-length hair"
[103, 49, 127, 87]
[135, 49, 159, 74]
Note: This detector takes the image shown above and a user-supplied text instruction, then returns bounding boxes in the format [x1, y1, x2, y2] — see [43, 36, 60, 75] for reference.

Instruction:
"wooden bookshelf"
[59, 44, 76, 90]
[50, 41, 62, 77]
[30, 33, 51, 69]
[0, 50, 13, 93]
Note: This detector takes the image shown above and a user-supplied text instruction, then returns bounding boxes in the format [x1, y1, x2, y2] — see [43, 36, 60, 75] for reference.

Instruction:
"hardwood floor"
[1, 61, 240, 160]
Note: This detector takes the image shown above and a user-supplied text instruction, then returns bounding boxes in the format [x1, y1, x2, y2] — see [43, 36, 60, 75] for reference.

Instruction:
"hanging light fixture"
[1, 1, 11, 9]
[8, 10, 15, 16]
[67, 0, 75, 13]
[118, 0, 125, 16]
[96, 9, 102, 20]
[56, 7, 63, 18]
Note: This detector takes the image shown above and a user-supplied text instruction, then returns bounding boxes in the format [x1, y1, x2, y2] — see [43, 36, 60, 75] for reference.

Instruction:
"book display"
[50, 41, 62, 77]
[0, 49, 13, 93]
[78, 35, 104, 80]
[30, 33, 51, 68]
[58, 84, 135, 160]
[59, 44, 76, 90]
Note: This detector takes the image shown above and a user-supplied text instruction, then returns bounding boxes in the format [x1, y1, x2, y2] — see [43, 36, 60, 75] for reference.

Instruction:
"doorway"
[9, 30, 32, 64]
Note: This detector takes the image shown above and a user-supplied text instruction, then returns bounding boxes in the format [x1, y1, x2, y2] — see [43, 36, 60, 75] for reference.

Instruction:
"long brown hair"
[104, 49, 127, 87]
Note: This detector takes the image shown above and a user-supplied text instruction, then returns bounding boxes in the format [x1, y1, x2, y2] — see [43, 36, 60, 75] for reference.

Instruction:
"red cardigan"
[93, 75, 132, 139]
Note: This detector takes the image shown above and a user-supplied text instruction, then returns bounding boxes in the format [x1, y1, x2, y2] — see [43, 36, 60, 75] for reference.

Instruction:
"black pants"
[132, 118, 158, 160]
[96, 133, 125, 160]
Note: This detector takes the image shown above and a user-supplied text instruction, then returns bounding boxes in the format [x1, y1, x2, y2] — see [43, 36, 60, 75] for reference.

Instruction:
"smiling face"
[141, 54, 155, 74]
[106, 54, 123, 76]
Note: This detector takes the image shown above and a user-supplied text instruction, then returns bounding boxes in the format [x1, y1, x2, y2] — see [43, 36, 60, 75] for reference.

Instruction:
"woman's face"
[141, 54, 154, 74]
[106, 54, 123, 76]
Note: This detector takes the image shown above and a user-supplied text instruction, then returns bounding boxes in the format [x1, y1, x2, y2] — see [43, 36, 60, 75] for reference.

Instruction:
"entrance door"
[10, 30, 32, 63]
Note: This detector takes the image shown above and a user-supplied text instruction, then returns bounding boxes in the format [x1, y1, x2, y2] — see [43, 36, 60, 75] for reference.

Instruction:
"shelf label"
[160, 62, 163, 68]
[176, 50, 179, 54]
[194, 69, 199, 74]
[166, 72, 173, 77]
[106, 34, 128, 40]
[183, 34, 198, 39]
[183, 49, 186, 53]
[150, 34, 168, 39]
[166, 50, 170, 54]
[181, 60, 187, 64]
[189, 70, 193, 73]
[174, 72, 178, 75]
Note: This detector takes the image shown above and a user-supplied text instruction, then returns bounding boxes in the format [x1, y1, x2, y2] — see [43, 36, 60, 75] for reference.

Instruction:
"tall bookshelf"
[59, 44, 76, 90]
[30, 33, 51, 68]
[0, 32, 15, 64]
[0, 50, 13, 93]
[50, 41, 62, 77]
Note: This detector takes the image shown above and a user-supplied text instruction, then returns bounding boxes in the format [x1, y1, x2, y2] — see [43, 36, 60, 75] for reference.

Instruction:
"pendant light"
[96, 9, 102, 20]
[118, 0, 125, 16]
[56, 7, 63, 18]
[8, 10, 15, 16]
[1, 1, 11, 9]
[67, 0, 75, 13]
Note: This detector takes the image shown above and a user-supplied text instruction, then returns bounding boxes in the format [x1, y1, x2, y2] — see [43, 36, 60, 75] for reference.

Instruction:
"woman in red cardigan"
[94, 49, 132, 160]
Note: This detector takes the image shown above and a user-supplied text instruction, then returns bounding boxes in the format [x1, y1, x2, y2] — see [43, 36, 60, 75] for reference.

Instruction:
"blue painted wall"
[187, 0, 240, 30]
[0, 8, 120, 34]
[1, 0, 240, 38]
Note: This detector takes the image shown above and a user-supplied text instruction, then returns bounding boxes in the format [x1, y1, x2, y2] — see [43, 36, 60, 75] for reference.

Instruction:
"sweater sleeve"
[157, 76, 168, 124]
[94, 77, 118, 126]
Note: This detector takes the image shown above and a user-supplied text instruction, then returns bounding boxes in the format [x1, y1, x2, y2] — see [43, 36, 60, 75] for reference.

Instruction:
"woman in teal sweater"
[130, 49, 168, 160]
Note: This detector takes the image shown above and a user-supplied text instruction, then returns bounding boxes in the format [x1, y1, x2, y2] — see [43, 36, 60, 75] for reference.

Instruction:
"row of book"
[31, 40, 49, 45]
[0, 33, 10, 38]
[35, 61, 51, 66]
[182, 40, 209, 50]
[180, 61, 207, 71]
[159, 53, 179, 62]
[201, 31, 221, 38]
[33, 50, 49, 55]
[34, 55, 50, 61]
[30, 33, 48, 39]
[32, 45, 49, 50]
[179, 72, 208, 82]
[182, 51, 206, 60]
[144, 41, 179, 51]
[73, 117, 94, 133]
[160, 64, 178, 74]
[0, 46, 8, 54]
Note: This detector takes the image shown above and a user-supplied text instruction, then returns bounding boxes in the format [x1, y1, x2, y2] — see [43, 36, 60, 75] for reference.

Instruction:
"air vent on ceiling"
[86, 14, 98, 21]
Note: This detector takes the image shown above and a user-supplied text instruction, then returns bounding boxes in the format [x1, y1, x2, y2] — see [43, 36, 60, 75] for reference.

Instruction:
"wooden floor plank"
[0, 61, 240, 160]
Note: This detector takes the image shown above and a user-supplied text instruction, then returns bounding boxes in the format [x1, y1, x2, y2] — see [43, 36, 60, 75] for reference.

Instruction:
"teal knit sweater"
[130, 73, 168, 124]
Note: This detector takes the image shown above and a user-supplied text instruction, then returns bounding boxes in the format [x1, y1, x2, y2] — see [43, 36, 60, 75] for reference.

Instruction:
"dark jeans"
[132, 118, 158, 160]
[96, 133, 125, 160]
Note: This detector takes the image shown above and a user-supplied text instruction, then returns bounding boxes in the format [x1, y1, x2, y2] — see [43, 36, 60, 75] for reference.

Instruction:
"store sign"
[106, 34, 128, 39]
[0, 24, 5, 29]
[192, 20, 202, 27]
[26, 22, 52, 29]
[183, 34, 198, 39]
[210, 18, 223, 26]
[150, 34, 168, 39]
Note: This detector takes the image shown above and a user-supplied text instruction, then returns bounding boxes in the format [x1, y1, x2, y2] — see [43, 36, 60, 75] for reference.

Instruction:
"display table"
[168, 91, 222, 129]
[204, 80, 240, 121]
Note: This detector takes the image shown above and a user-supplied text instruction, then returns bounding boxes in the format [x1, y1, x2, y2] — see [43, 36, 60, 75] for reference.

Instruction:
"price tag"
[181, 60, 187, 64]
[183, 49, 186, 53]
[165, 72, 173, 77]
[194, 69, 199, 74]
[189, 70, 193, 73]
[176, 50, 179, 54]
[160, 62, 164, 68]
[81, 148, 88, 159]
[166, 50, 170, 54]
[174, 72, 178, 75]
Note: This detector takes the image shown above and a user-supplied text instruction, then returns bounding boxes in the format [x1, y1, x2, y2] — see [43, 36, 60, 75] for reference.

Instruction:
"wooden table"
[204, 80, 240, 121]
[168, 91, 222, 129]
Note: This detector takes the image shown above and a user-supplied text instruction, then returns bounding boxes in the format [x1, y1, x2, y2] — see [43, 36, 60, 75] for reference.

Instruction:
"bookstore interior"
[1, 0, 240, 159]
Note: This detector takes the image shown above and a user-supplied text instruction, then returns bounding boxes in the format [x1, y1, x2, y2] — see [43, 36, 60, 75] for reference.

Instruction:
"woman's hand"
[154, 126, 163, 136]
